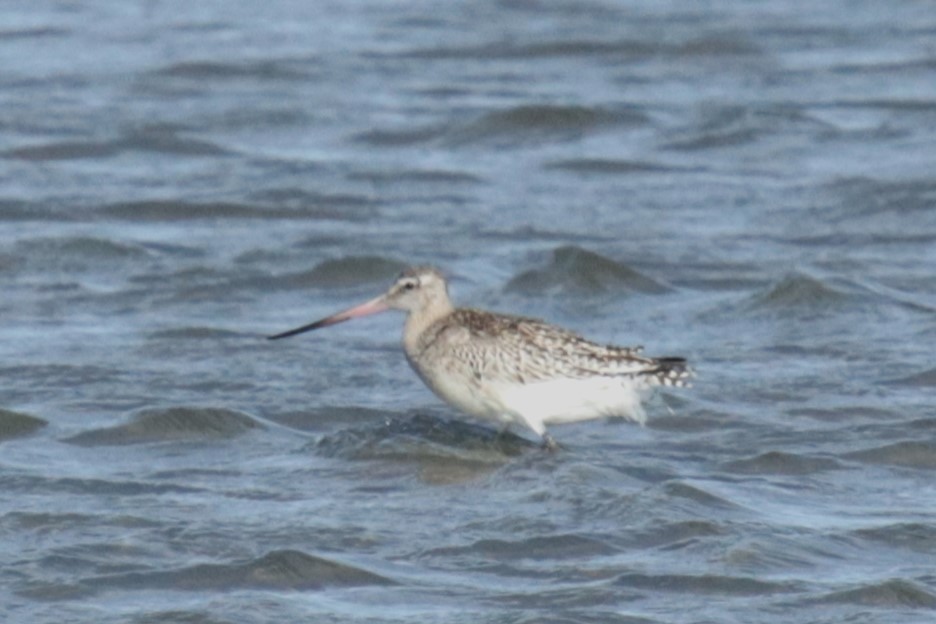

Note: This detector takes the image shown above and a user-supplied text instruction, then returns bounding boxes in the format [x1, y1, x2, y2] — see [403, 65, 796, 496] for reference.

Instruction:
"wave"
[312, 413, 529, 484]
[663, 104, 830, 151]
[543, 158, 697, 175]
[0, 408, 47, 441]
[4, 128, 229, 161]
[99, 200, 291, 221]
[722, 451, 842, 475]
[45, 549, 396, 598]
[151, 59, 311, 82]
[11, 236, 150, 274]
[356, 104, 646, 149]
[843, 441, 936, 469]
[744, 272, 850, 311]
[849, 522, 936, 555]
[4, 140, 123, 160]
[422, 533, 616, 561]
[884, 367, 936, 387]
[64, 406, 264, 446]
[444, 104, 648, 146]
[507, 246, 671, 295]
[615, 572, 795, 596]
[804, 579, 936, 608]
[393, 32, 760, 62]
[277, 256, 407, 289]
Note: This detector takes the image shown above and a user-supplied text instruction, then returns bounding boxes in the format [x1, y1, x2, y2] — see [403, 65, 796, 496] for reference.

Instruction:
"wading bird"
[269, 266, 691, 449]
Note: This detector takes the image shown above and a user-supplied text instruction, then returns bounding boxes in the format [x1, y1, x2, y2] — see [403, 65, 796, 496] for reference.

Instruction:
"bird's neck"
[403, 298, 454, 355]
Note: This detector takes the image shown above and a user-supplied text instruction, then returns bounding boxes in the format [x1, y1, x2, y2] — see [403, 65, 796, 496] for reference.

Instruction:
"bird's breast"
[405, 349, 506, 420]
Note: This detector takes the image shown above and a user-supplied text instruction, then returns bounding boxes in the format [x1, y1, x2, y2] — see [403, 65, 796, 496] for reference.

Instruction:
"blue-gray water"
[2, 1, 936, 622]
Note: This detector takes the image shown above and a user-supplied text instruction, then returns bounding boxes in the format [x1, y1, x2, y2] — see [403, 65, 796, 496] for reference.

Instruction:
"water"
[2, 0, 936, 621]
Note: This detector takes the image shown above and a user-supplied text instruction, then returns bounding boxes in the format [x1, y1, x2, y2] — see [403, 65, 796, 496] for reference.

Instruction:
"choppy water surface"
[2, 1, 936, 622]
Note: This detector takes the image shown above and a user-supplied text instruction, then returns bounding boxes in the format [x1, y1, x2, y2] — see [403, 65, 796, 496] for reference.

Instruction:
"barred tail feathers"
[642, 357, 693, 388]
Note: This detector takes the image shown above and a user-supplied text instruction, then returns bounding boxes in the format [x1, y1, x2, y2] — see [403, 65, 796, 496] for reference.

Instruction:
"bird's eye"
[403, 280, 417, 291]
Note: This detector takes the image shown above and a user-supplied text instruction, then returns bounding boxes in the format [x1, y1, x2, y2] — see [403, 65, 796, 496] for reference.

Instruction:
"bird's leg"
[541, 432, 560, 452]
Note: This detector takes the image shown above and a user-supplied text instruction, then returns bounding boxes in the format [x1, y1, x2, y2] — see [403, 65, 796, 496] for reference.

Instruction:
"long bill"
[267, 295, 389, 340]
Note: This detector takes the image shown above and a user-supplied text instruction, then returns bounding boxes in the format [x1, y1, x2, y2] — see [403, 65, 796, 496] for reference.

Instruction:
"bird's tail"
[642, 357, 693, 388]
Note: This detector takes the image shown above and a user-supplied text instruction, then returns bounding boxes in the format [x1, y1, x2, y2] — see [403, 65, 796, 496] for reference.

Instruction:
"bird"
[268, 265, 691, 450]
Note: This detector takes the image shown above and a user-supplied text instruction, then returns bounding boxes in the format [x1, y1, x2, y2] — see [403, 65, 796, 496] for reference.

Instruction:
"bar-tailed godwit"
[269, 266, 691, 449]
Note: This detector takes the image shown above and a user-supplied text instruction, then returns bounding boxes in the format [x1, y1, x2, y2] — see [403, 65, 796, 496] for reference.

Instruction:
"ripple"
[98, 200, 312, 221]
[826, 176, 936, 218]
[807, 579, 936, 608]
[2, 511, 156, 531]
[98, 199, 369, 222]
[12, 236, 150, 273]
[315, 413, 533, 457]
[352, 125, 446, 147]
[650, 409, 736, 433]
[843, 441, 936, 469]
[4, 129, 228, 160]
[663, 104, 830, 151]
[424, 533, 616, 561]
[208, 106, 312, 131]
[249, 187, 375, 210]
[118, 128, 229, 156]
[312, 413, 531, 483]
[153, 59, 310, 81]
[722, 535, 831, 574]
[832, 98, 936, 112]
[356, 105, 645, 148]
[265, 405, 387, 433]
[0, 27, 70, 40]
[347, 168, 483, 185]
[395, 34, 761, 63]
[446, 105, 647, 146]
[671, 32, 762, 57]
[722, 451, 842, 475]
[479, 225, 611, 244]
[615, 572, 795, 596]
[147, 327, 245, 340]
[908, 417, 936, 432]
[80, 549, 393, 594]
[3, 140, 123, 161]
[782, 177, 936, 255]
[626, 520, 725, 549]
[0, 199, 56, 221]
[0, 364, 122, 389]
[543, 158, 696, 175]
[744, 272, 850, 311]
[394, 38, 654, 60]
[850, 523, 936, 554]
[506, 246, 670, 295]
[279, 256, 407, 289]
[786, 406, 898, 423]
[661, 481, 742, 510]
[885, 367, 936, 387]
[0, 473, 203, 497]
[0, 408, 47, 441]
[64, 406, 264, 446]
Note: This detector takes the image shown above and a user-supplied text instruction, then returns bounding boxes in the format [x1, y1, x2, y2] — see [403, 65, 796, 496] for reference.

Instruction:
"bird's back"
[411, 308, 687, 385]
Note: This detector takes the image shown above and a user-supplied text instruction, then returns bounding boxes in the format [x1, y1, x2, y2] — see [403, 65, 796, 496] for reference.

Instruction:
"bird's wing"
[433, 310, 661, 384]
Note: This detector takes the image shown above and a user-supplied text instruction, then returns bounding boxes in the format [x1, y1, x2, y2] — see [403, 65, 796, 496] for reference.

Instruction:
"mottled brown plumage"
[412, 308, 684, 385]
